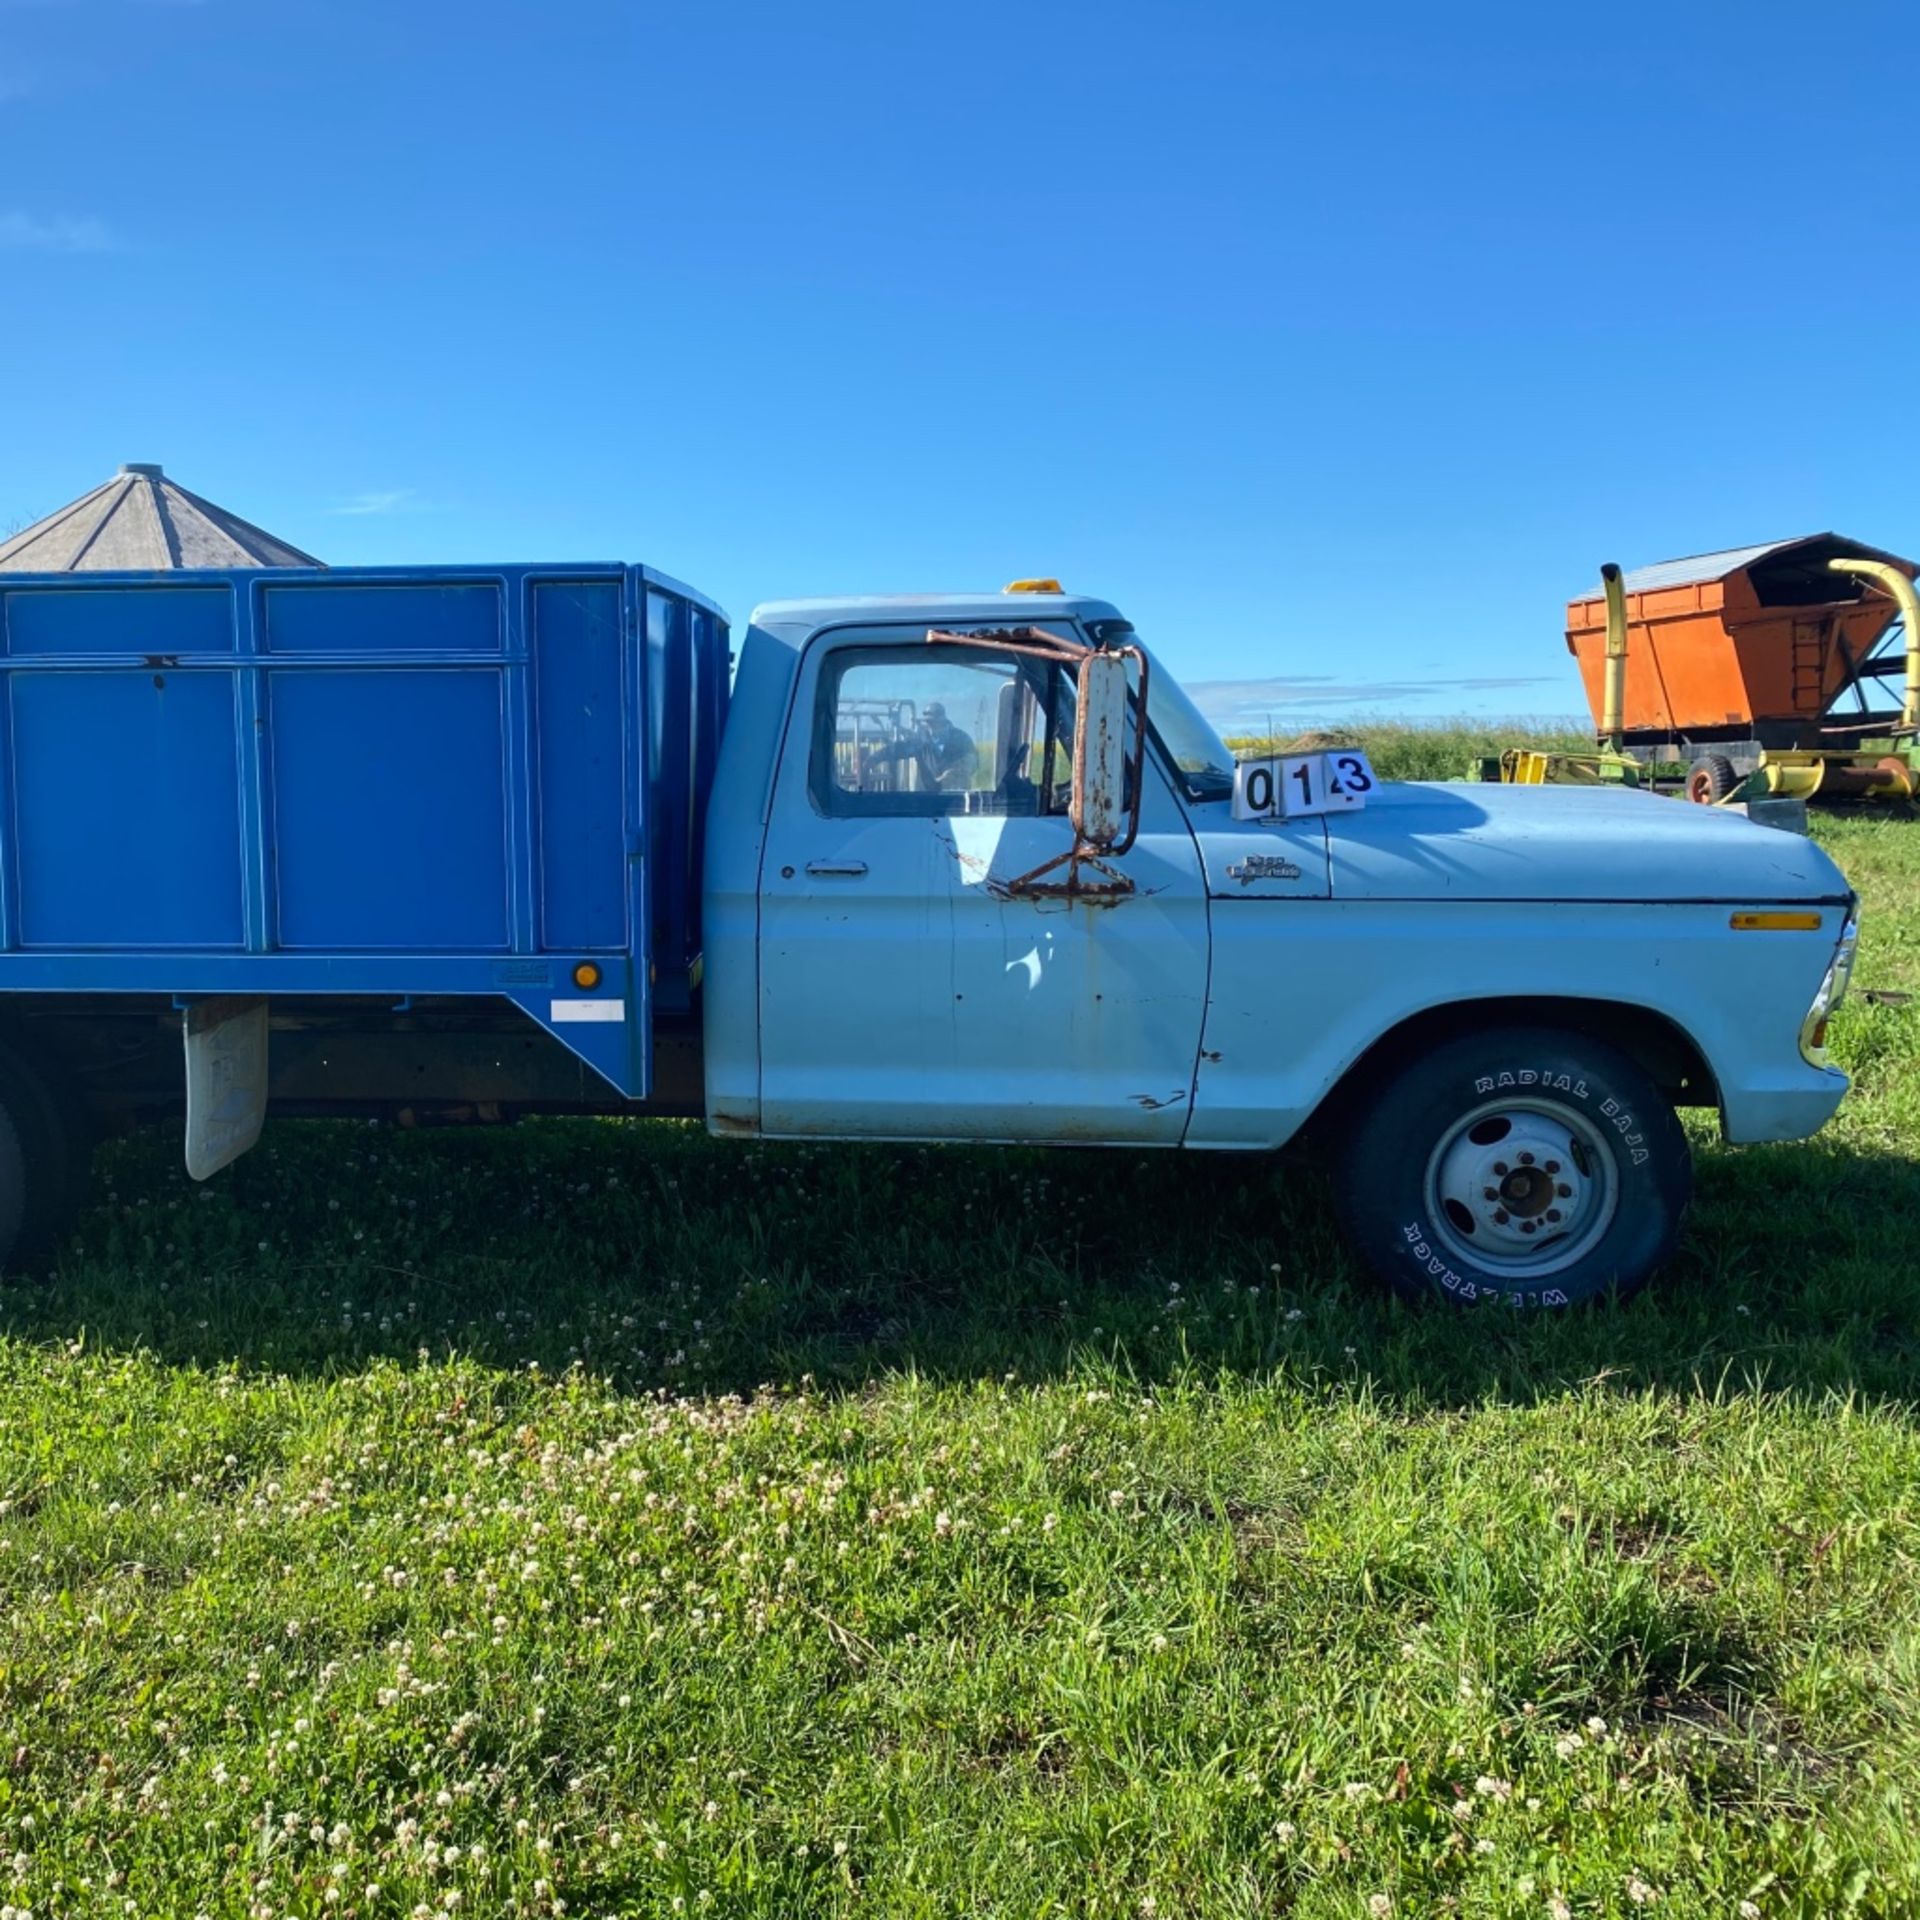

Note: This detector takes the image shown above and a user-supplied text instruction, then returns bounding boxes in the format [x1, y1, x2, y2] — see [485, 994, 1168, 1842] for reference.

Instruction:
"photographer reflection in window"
[866, 700, 977, 792]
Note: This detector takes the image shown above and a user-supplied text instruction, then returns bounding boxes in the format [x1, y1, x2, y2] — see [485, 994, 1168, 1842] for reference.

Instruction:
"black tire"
[1332, 1025, 1691, 1308]
[0, 1088, 29, 1273]
[1685, 753, 1739, 805]
[0, 1041, 89, 1267]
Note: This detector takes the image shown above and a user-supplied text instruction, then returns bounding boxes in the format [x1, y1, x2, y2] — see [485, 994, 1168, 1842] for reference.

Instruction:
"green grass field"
[4, 734, 1919, 1919]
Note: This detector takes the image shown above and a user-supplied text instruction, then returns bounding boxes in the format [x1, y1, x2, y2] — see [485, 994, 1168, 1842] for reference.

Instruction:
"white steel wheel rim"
[1423, 1096, 1620, 1281]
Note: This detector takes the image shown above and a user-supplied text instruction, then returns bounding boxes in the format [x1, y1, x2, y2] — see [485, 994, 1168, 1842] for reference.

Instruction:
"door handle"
[804, 860, 868, 878]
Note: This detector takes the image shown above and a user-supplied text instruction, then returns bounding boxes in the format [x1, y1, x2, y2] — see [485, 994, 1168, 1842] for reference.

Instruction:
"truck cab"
[700, 586, 1858, 1307]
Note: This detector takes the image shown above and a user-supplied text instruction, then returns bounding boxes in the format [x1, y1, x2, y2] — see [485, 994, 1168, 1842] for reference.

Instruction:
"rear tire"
[1332, 1025, 1691, 1308]
[0, 1091, 29, 1273]
[0, 1041, 89, 1268]
[1684, 753, 1739, 805]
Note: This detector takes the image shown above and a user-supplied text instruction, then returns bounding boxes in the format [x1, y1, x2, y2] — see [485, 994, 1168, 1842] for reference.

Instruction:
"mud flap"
[183, 996, 270, 1179]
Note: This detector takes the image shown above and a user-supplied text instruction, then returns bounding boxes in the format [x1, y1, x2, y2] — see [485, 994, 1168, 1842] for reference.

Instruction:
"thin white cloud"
[1189, 672, 1572, 727]
[328, 490, 422, 517]
[0, 210, 116, 251]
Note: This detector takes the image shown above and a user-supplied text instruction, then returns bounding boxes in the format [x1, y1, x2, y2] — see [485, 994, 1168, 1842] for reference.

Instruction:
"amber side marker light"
[1730, 912, 1823, 932]
[572, 962, 603, 990]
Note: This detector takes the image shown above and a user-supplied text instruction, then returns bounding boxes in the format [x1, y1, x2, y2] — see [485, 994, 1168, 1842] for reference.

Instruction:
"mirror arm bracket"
[1001, 844, 1138, 901]
[924, 624, 1088, 664]
[1105, 645, 1149, 858]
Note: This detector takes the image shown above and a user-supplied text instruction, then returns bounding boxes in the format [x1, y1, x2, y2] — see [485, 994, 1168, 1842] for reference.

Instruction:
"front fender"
[1188, 899, 1848, 1149]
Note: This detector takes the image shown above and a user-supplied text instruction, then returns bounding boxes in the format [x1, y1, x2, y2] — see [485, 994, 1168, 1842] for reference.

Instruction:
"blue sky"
[3, 0, 1918, 725]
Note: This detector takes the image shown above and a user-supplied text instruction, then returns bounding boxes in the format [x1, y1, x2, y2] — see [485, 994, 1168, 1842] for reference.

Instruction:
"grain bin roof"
[0, 464, 322, 572]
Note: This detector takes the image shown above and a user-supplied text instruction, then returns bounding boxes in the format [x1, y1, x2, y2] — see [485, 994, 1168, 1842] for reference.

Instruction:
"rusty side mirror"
[921, 624, 1149, 896]
[1071, 648, 1140, 853]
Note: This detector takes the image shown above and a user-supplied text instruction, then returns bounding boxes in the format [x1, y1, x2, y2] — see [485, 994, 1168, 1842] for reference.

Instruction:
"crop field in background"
[1222, 719, 1595, 778]
[4, 729, 1920, 1919]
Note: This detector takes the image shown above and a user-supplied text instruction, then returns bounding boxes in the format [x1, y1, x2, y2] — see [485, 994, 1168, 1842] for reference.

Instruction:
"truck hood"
[1320, 780, 1851, 903]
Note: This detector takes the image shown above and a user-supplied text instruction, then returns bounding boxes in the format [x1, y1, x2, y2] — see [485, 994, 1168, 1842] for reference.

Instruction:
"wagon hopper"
[1559, 534, 1920, 804]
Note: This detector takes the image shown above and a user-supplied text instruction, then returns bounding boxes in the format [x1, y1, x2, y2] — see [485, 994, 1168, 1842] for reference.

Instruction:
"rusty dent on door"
[924, 626, 1150, 901]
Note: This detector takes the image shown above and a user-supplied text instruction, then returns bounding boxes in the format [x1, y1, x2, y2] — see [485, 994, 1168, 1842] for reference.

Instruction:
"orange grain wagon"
[1564, 533, 1917, 747]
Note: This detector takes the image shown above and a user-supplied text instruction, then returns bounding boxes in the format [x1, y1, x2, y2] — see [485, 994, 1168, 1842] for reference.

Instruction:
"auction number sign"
[1232, 749, 1377, 821]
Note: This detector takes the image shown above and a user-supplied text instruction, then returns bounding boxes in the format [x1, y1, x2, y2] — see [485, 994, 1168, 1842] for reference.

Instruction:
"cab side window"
[814, 645, 1076, 818]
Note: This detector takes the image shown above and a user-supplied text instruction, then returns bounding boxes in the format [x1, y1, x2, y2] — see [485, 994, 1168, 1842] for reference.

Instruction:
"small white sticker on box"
[550, 999, 624, 1023]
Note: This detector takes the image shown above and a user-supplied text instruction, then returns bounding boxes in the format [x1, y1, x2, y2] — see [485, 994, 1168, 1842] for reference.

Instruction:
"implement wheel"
[1684, 753, 1739, 805]
[1681, 752, 1743, 806]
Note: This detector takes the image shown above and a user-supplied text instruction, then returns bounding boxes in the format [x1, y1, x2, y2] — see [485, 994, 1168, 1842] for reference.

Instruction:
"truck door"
[756, 625, 1211, 1142]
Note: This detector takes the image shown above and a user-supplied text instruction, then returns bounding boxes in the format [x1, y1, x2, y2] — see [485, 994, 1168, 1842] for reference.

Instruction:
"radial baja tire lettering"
[1332, 1025, 1691, 1309]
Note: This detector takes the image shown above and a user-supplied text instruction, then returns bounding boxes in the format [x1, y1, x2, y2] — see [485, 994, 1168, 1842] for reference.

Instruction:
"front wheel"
[1332, 1026, 1691, 1308]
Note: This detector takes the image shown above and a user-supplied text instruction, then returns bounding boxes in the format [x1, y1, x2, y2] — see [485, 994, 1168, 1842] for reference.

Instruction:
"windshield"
[1086, 620, 1237, 801]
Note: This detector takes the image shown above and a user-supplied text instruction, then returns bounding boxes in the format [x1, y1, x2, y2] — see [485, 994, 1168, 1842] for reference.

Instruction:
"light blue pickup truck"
[0, 569, 1858, 1308]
